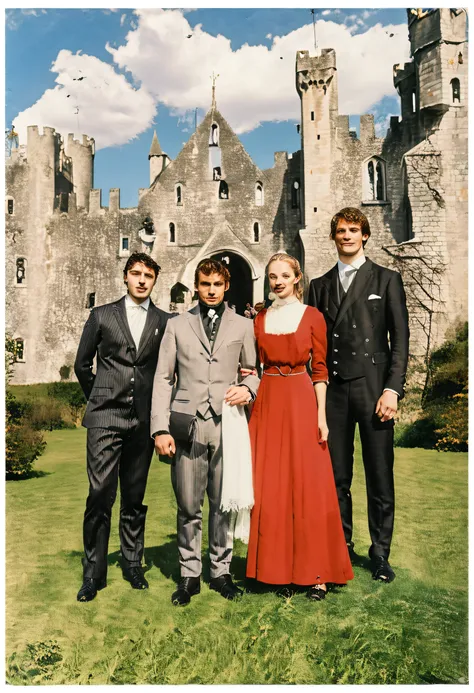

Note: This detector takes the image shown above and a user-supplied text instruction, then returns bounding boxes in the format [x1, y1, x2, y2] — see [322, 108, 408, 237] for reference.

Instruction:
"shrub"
[59, 365, 71, 381]
[6, 390, 46, 478]
[47, 382, 86, 426]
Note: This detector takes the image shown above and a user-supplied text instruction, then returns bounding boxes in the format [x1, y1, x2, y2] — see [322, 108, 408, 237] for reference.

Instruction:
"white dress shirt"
[125, 295, 150, 348]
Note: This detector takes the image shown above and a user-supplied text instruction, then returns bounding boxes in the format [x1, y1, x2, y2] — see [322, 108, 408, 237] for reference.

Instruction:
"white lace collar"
[265, 296, 307, 335]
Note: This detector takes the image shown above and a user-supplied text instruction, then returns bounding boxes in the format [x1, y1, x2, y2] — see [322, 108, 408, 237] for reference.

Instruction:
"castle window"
[363, 156, 387, 202]
[122, 237, 129, 252]
[176, 185, 182, 205]
[14, 338, 25, 362]
[7, 198, 14, 215]
[412, 90, 416, 113]
[209, 123, 219, 146]
[169, 222, 176, 243]
[255, 182, 264, 206]
[253, 222, 260, 243]
[219, 181, 229, 200]
[458, 52, 463, 65]
[86, 292, 96, 309]
[170, 282, 190, 306]
[213, 166, 221, 180]
[291, 180, 300, 209]
[119, 235, 130, 257]
[451, 78, 461, 103]
[16, 257, 26, 285]
[311, 111, 315, 121]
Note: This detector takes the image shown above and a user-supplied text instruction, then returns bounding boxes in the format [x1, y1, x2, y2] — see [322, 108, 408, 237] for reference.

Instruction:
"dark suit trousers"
[82, 421, 154, 579]
[326, 376, 395, 559]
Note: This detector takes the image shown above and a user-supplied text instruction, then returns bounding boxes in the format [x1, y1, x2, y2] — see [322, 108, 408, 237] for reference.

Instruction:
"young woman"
[246, 253, 353, 599]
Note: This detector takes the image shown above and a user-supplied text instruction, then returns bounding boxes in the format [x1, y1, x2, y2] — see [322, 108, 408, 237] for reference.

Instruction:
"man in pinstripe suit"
[74, 252, 172, 602]
[151, 258, 260, 606]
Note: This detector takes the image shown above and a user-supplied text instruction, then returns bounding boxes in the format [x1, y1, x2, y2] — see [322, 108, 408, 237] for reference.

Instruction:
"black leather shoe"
[306, 585, 327, 601]
[371, 556, 396, 583]
[123, 565, 149, 590]
[77, 576, 106, 602]
[171, 576, 201, 606]
[209, 574, 243, 600]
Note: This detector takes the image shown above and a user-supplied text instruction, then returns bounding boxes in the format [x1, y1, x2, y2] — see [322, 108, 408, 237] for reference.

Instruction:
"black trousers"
[82, 421, 154, 579]
[326, 376, 395, 559]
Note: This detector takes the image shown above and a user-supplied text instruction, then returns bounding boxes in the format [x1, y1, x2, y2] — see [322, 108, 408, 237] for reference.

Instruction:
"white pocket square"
[368, 294, 381, 300]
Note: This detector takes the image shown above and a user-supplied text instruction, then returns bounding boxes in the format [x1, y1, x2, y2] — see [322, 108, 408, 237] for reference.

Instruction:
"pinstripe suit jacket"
[74, 296, 172, 430]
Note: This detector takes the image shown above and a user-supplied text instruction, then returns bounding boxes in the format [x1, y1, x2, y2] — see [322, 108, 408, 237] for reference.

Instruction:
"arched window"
[209, 123, 219, 146]
[16, 257, 26, 285]
[169, 222, 176, 243]
[218, 180, 229, 200]
[451, 78, 461, 103]
[364, 157, 386, 202]
[14, 338, 25, 362]
[253, 222, 260, 243]
[176, 185, 182, 205]
[170, 282, 191, 305]
[255, 182, 264, 206]
[291, 180, 300, 209]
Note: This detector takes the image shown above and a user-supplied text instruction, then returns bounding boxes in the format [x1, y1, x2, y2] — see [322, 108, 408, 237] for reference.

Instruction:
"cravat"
[205, 308, 219, 343]
[341, 267, 357, 293]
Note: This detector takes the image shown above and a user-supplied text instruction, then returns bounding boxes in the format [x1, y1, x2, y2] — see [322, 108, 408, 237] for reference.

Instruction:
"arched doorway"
[210, 251, 252, 316]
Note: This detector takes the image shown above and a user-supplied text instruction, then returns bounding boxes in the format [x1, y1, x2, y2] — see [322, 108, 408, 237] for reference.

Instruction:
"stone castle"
[6, 8, 468, 384]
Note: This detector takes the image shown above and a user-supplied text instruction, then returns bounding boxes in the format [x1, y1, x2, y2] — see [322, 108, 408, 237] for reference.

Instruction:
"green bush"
[396, 322, 468, 451]
[47, 382, 86, 426]
[6, 390, 46, 478]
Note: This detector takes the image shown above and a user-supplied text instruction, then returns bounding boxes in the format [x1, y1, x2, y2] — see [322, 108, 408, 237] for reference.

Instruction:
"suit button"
[352, 352, 356, 356]
[352, 324, 357, 328]
[365, 338, 370, 343]
[334, 349, 338, 353]
[364, 353, 369, 357]
[333, 361, 338, 365]
[333, 371, 338, 376]
[131, 377, 135, 382]
[334, 333, 339, 338]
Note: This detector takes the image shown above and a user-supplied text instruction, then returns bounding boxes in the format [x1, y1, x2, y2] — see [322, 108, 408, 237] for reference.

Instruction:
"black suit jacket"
[308, 259, 409, 401]
[74, 296, 172, 429]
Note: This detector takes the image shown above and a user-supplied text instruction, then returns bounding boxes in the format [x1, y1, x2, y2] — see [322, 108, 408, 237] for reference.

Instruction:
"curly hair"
[123, 252, 161, 278]
[330, 207, 371, 247]
[266, 253, 304, 302]
[194, 258, 231, 286]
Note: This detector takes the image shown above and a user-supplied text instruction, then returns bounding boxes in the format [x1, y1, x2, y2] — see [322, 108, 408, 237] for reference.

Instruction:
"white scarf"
[221, 400, 254, 544]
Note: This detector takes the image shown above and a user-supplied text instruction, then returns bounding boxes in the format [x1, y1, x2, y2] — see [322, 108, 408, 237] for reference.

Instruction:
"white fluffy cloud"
[13, 50, 156, 149]
[13, 9, 410, 148]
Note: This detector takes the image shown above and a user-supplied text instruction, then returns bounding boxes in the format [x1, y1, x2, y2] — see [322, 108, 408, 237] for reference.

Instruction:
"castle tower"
[64, 133, 94, 210]
[148, 130, 168, 184]
[296, 48, 338, 277]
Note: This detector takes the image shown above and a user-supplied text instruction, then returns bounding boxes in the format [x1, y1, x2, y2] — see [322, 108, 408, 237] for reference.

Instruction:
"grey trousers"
[171, 415, 232, 579]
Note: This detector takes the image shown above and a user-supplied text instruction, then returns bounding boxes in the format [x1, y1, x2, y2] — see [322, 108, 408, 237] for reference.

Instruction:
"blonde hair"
[267, 253, 304, 302]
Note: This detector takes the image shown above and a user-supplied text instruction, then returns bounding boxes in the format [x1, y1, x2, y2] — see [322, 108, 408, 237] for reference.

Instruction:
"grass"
[6, 429, 468, 684]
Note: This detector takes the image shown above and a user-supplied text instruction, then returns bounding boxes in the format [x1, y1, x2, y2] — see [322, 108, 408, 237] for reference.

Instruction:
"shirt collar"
[199, 300, 225, 317]
[338, 255, 366, 276]
[125, 295, 150, 310]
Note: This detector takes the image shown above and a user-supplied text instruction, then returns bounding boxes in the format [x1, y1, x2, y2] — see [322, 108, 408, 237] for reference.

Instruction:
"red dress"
[246, 306, 354, 586]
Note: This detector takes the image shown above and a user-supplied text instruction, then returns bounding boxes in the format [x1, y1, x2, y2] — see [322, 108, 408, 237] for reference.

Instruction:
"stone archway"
[210, 251, 253, 316]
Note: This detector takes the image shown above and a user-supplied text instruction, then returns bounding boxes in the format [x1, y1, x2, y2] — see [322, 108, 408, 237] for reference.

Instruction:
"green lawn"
[6, 429, 468, 684]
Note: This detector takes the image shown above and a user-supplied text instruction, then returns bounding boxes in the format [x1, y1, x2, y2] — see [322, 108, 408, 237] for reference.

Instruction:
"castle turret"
[27, 125, 58, 219]
[296, 49, 338, 277]
[64, 133, 94, 211]
[148, 130, 169, 184]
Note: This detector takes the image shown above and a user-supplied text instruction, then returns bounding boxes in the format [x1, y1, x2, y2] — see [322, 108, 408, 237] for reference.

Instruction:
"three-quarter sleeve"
[310, 308, 329, 383]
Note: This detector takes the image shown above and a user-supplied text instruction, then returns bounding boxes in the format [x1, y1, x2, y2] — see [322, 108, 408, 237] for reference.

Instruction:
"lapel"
[326, 266, 340, 323]
[212, 305, 236, 355]
[187, 305, 211, 354]
[136, 301, 160, 359]
[113, 297, 136, 354]
[334, 259, 373, 329]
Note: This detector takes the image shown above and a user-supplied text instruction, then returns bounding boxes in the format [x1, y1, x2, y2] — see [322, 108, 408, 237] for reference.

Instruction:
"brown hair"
[267, 253, 304, 302]
[123, 252, 161, 279]
[330, 207, 371, 247]
[194, 258, 231, 286]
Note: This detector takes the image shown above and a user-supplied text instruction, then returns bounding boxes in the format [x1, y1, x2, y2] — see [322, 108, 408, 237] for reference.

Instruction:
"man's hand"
[224, 385, 251, 406]
[375, 390, 398, 422]
[155, 433, 176, 458]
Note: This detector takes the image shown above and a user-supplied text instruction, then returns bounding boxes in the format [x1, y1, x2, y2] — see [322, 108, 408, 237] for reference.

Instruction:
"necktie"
[205, 308, 219, 343]
[128, 304, 145, 348]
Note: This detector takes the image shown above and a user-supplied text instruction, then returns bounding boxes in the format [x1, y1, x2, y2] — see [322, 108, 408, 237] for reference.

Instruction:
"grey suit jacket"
[150, 304, 260, 435]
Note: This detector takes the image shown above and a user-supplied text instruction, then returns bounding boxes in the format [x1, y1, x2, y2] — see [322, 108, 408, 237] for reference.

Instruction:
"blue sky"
[6, 8, 410, 208]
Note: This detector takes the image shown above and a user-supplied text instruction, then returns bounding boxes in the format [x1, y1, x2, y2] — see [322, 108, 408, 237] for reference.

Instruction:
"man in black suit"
[74, 252, 171, 601]
[308, 208, 409, 583]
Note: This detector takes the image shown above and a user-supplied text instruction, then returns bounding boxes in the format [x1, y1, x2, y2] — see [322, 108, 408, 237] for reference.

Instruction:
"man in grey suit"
[151, 258, 259, 606]
[74, 252, 172, 602]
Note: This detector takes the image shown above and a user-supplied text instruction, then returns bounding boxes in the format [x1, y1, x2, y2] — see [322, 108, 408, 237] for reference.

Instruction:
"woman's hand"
[318, 417, 329, 444]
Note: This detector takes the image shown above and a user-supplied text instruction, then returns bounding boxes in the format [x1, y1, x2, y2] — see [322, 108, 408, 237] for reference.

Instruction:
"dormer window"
[451, 78, 461, 103]
[363, 157, 387, 202]
[209, 123, 219, 146]
[255, 182, 264, 206]
[219, 181, 229, 200]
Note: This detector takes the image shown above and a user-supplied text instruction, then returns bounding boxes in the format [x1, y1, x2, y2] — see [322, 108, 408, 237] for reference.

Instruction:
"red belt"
[263, 365, 307, 377]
